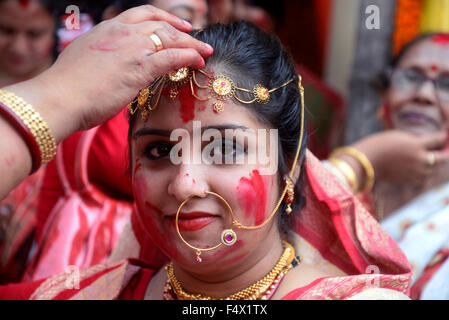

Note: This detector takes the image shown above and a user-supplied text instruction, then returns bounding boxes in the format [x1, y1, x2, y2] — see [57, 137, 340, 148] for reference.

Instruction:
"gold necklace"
[163, 241, 299, 300]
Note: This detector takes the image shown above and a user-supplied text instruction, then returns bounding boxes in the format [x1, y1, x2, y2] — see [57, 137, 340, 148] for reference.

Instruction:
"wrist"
[3, 69, 80, 144]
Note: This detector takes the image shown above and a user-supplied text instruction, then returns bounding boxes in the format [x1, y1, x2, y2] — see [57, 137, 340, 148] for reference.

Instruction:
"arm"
[0, 5, 213, 200]
[328, 130, 449, 193]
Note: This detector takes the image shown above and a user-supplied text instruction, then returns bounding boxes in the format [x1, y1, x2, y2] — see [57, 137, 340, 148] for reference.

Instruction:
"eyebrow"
[133, 125, 251, 139]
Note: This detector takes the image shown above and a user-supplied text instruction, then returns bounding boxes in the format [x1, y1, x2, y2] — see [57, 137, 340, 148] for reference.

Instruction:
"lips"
[398, 111, 440, 129]
[167, 211, 218, 231]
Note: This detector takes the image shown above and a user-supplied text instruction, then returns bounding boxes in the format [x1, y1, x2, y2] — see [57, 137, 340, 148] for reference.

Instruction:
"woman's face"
[130, 70, 282, 275]
[152, 0, 208, 29]
[0, 0, 54, 78]
[385, 36, 449, 134]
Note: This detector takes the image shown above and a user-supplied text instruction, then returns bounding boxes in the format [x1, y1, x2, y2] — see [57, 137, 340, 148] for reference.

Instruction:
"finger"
[116, 5, 192, 32]
[142, 48, 205, 82]
[138, 21, 213, 57]
[421, 130, 448, 149]
[433, 150, 449, 165]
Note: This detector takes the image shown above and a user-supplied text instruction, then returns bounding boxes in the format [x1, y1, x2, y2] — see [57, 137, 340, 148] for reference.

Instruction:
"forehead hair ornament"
[127, 67, 295, 116]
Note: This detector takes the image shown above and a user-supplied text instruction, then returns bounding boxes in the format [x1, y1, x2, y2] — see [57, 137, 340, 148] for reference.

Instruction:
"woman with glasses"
[327, 33, 449, 299]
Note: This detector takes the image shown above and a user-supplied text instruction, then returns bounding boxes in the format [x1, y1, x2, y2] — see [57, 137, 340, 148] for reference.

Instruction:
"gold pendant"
[213, 101, 224, 113]
[170, 87, 179, 100]
[137, 88, 150, 107]
[195, 250, 202, 263]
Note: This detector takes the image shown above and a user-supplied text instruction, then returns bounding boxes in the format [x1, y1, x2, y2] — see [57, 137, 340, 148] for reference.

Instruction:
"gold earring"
[284, 179, 294, 215]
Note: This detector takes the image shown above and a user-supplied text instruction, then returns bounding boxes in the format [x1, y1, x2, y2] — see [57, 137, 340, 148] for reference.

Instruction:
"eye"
[437, 76, 449, 91]
[27, 29, 45, 40]
[403, 69, 425, 83]
[210, 139, 246, 162]
[144, 141, 173, 160]
[0, 25, 14, 36]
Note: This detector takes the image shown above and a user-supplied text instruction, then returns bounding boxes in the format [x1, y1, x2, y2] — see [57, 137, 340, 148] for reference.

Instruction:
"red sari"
[0, 151, 412, 299]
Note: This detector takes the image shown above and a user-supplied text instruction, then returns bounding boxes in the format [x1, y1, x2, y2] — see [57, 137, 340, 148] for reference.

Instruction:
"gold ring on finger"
[426, 152, 436, 167]
[149, 33, 163, 52]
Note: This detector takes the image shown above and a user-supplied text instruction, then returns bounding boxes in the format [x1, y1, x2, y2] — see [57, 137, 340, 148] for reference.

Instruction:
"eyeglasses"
[390, 68, 449, 103]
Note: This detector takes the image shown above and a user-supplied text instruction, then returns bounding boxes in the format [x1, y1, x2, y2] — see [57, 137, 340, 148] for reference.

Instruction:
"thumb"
[421, 130, 448, 150]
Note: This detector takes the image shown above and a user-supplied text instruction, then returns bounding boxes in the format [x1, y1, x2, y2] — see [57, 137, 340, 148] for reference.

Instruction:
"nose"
[9, 33, 28, 56]
[167, 163, 209, 203]
[413, 79, 438, 106]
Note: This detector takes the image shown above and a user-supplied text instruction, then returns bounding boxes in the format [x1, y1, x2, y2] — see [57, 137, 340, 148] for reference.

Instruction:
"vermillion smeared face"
[130, 72, 282, 274]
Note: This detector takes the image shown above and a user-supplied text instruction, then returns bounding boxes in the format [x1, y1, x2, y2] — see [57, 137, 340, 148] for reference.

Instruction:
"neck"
[171, 230, 284, 299]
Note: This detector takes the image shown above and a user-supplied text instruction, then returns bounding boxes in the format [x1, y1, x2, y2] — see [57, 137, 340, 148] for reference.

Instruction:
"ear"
[102, 6, 124, 21]
[378, 91, 394, 129]
[284, 158, 302, 186]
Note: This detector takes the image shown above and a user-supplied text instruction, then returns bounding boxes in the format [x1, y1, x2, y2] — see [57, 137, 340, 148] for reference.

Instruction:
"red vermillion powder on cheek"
[431, 65, 439, 71]
[236, 170, 267, 226]
[133, 158, 142, 179]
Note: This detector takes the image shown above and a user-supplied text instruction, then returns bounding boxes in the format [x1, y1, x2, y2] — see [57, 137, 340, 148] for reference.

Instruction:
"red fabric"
[52, 262, 126, 300]
[118, 263, 155, 300]
[410, 249, 449, 300]
[281, 277, 331, 300]
[36, 109, 132, 241]
[0, 278, 44, 299]
[23, 127, 132, 282]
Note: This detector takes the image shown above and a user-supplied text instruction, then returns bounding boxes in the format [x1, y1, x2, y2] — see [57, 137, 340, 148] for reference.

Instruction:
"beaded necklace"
[163, 241, 301, 300]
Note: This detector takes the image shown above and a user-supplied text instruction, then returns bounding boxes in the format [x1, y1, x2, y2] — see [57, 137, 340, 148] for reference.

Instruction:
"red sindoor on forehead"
[178, 84, 197, 123]
[18, 0, 31, 8]
[432, 34, 449, 46]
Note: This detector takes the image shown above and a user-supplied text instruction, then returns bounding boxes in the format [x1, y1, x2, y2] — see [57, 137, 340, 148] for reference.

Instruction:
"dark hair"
[376, 33, 444, 90]
[128, 21, 307, 240]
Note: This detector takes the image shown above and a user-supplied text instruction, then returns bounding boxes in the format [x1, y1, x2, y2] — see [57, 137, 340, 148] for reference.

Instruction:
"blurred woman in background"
[327, 33, 449, 299]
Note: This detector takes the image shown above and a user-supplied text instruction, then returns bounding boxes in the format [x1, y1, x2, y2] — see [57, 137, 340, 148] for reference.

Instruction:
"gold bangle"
[330, 147, 375, 192]
[0, 89, 56, 165]
[329, 158, 359, 192]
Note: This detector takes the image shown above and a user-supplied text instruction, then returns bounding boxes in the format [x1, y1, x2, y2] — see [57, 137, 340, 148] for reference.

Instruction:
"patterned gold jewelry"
[127, 67, 296, 117]
[329, 157, 359, 193]
[0, 89, 57, 165]
[149, 33, 163, 52]
[167, 67, 192, 99]
[164, 241, 299, 300]
[330, 147, 375, 192]
[284, 179, 295, 215]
